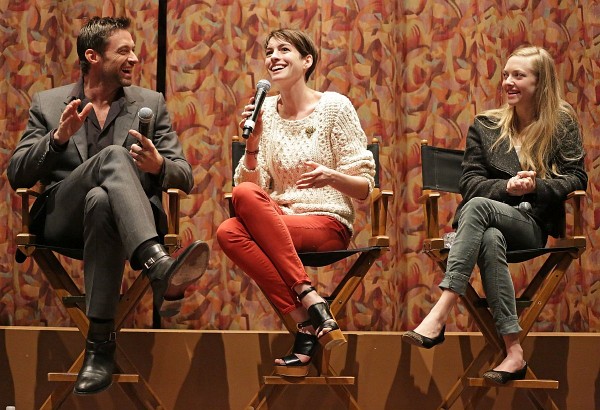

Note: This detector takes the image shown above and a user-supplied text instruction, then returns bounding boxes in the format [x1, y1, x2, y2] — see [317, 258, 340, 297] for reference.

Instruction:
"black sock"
[88, 318, 115, 342]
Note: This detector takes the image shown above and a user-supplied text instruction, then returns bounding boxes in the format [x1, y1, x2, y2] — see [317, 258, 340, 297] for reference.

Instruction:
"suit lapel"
[114, 91, 137, 147]
[61, 92, 89, 161]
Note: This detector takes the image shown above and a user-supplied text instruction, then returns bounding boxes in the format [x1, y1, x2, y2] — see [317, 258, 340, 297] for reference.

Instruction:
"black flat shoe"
[142, 240, 210, 317]
[73, 333, 116, 395]
[274, 324, 318, 377]
[482, 362, 528, 384]
[402, 326, 446, 349]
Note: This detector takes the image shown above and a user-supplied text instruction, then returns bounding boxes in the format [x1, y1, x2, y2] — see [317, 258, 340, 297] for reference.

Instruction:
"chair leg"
[439, 343, 498, 409]
[115, 345, 165, 409]
[245, 384, 288, 410]
[33, 249, 165, 408]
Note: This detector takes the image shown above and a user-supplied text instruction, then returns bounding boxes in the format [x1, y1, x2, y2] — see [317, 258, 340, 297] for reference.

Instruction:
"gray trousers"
[42, 146, 158, 319]
[440, 197, 545, 335]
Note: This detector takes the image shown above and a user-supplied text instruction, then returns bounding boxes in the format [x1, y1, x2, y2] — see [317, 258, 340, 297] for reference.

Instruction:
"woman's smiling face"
[502, 55, 538, 110]
[265, 37, 312, 85]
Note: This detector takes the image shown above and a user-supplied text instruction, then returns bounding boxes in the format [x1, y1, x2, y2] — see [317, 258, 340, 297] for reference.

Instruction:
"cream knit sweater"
[235, 91, 375, 232]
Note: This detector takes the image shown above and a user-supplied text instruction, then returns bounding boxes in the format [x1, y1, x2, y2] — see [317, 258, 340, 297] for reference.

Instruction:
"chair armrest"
[224, 192, 234, 217]
[418, 189, 442, 241]
[369, 188, 393, 247]
[15, 188, 42, 255]
[164, 188, 187, 253]
[556, 190, 586, 248]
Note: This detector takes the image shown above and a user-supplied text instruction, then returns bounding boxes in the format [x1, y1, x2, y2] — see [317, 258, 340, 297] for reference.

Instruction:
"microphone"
[137, 107, 154, 142]
[242, 79, 271, 139]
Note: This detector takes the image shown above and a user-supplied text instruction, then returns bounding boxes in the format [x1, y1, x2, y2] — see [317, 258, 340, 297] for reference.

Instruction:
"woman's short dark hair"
[77, 17, 131, 75]
[264, 29, 319, 82]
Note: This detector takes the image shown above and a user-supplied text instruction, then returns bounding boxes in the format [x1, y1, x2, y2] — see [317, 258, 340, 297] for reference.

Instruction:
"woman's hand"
[506, 171, 536, 196]
[296, 161, 334, 189]
[239, 96, 262, 147]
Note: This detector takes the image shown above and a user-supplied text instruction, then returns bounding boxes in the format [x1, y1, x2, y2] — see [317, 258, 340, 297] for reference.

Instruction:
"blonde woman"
[403, 46, 587, 383]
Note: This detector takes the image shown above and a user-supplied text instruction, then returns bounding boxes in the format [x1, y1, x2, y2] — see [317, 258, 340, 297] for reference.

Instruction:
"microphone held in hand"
[242, 79, 271, 139]
[137, 107, 154, 143]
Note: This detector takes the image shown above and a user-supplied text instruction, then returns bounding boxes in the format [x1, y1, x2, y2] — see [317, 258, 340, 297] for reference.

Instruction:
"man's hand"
[54, 99, 93, 144]
[128, 129, 164, 175]
[506, 170, 536, 196]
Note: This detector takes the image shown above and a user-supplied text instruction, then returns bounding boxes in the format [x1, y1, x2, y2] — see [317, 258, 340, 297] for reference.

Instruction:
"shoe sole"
[73, 381, 113, 395]
[319, 328, 347, 351]
[165, 240, 210, 299]
[274, 364, 310, 377]
[159, 241, 210, 317]
[402, 331, 426, 348]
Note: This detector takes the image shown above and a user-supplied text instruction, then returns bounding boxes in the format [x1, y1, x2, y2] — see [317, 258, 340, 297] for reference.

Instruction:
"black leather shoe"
[142, 240, 210, 317]
[482, 362, 528, 384]
[402, 326, 446, 349]
[274, 331, 319, 377]
[73, 333, 116, 395]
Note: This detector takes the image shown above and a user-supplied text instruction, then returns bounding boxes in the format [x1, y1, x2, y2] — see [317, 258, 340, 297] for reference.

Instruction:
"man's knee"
[96, 145, 134, 167]
[85, 187, 110, 213]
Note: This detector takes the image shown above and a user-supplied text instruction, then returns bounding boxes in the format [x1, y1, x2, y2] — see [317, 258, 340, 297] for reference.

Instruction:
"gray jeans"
[439, 197, 545, 335]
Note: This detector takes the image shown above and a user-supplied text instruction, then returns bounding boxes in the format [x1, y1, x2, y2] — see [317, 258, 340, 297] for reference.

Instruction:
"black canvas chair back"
[420, 143, 463, 193]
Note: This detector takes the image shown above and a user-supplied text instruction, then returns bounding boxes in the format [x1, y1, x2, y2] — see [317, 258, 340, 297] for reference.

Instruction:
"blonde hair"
[482, 46, 579, 178]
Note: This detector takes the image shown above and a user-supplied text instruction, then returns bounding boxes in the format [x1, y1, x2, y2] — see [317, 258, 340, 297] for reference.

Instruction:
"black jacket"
[454, 115, 587, 238]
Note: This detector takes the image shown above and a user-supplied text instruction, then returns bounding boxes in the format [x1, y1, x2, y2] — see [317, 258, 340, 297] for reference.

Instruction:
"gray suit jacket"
[8, 83, 193, 236]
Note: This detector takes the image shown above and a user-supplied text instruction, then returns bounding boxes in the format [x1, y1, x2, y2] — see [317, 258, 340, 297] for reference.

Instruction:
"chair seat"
[438, 245, 579, 264]
[16, 244, 84, 263]
[298, 246, 382, 267]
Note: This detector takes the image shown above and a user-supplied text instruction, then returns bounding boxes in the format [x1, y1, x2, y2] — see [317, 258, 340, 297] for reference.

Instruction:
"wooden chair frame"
[418, 140, 586, 410]
[15, 187, 186, 409]
[225, 137, 392, 409]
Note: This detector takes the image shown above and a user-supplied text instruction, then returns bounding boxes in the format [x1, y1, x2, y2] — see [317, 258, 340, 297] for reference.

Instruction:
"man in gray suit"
[8, 17, 209, 395]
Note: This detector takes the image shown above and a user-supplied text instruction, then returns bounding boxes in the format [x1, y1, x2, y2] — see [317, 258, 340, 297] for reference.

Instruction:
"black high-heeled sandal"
[274, 320, 318, 377]
[298, 286, 346, 350]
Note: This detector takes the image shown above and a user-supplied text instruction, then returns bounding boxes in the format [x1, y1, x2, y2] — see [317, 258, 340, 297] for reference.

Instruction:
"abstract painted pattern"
[0, 1, 598, 334]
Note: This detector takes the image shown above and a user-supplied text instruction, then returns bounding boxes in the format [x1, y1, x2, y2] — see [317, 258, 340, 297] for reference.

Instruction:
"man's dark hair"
[77, 16, 131, 75]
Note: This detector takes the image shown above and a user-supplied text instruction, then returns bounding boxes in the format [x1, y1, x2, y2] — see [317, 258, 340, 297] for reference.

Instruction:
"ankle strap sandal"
[274, 331, 318, 377]
[296, 286, 346, 351]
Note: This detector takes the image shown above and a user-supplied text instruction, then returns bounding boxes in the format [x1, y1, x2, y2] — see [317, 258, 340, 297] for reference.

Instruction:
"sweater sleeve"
[329, 95, 376, 200]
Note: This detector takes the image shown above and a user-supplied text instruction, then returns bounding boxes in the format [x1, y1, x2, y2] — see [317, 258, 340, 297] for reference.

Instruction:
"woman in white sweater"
[217, 29, 375, 377]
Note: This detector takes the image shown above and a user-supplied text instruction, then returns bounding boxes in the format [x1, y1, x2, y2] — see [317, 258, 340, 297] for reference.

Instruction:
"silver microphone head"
[256, 79, 271, 92]
[138, 107, 154, 123]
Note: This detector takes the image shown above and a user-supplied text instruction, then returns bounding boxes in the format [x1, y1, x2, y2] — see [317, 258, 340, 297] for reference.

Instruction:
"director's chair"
[418, 140, 586, 409]
[15, 187, 186, 409]
[225, 136, 393, 409]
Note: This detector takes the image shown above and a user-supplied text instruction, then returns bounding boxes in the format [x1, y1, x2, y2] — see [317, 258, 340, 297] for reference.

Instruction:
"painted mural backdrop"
[1, 1, 598, 334]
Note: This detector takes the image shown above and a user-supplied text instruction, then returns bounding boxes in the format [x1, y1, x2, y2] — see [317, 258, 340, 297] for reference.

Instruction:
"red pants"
[217, 182, 351, 314]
